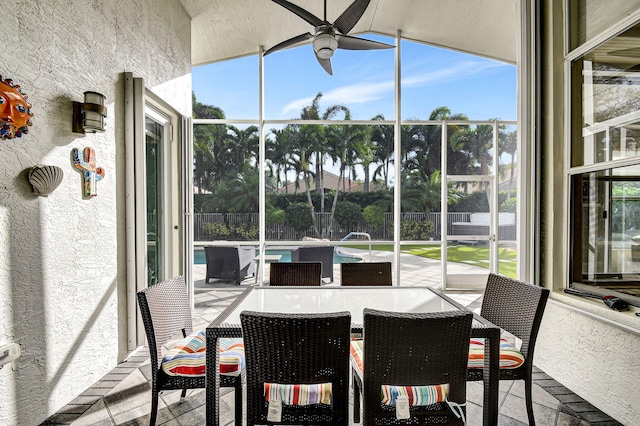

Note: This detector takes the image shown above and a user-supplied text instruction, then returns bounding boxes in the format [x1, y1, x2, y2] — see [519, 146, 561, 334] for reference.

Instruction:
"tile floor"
[42, 252, 622, 425]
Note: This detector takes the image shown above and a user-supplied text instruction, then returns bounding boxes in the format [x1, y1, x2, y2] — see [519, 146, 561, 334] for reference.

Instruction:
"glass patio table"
[205, 286, 500, 426]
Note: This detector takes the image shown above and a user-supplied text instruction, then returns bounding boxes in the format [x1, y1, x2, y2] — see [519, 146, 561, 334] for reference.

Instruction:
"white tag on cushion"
[267, 400, 282, 422]
[396, 395, 410, 419]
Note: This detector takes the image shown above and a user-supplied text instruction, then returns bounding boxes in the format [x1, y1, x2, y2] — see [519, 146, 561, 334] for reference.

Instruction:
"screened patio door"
[442, 122, 501, 290]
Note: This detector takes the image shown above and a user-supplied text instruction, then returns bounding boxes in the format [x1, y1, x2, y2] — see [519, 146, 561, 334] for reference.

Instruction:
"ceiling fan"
[265, 0, 394, 75]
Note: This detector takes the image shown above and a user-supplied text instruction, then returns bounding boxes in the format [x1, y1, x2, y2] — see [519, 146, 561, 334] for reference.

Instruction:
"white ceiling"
[178, 0, 519, 66]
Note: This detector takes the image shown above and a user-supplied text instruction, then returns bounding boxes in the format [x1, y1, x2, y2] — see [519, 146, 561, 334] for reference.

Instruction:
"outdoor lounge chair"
[136, 276, 243, 426]
[204, 245, 255, 285]
[241, 310, 352, 426]
[467, 273, 550, 426]
[269, 261, 322, 286]
[291, 246, 334, 282]
[351, 308, 473, 425]
[340, 262, 392, 286]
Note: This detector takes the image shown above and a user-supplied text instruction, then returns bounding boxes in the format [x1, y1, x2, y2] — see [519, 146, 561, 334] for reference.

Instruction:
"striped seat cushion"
[351, 341, 449, 407]
[264, 382, 332, 406]
[161, 330, 245, 377]
[468, 337, 525, 369]
[350, 340, 364, 376]
[381, 384, 449, 406]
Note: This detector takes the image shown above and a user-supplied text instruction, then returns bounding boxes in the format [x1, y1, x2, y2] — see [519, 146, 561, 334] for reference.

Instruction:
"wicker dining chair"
[137, 276, 243, 426]
[240, 310, 352, 426]
[467, 273, 550, 426]
[351, 308, 473, 425]
[269, 261, 322, 286]
[291, 246, 335, 282]
[340, 262, 392, 286]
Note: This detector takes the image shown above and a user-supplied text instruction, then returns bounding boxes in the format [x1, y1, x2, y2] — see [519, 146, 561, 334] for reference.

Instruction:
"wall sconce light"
[72, 91, 107, 134]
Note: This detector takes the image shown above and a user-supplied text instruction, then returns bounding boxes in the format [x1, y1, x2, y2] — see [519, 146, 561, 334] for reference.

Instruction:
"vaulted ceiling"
[178, 0, 519, 66]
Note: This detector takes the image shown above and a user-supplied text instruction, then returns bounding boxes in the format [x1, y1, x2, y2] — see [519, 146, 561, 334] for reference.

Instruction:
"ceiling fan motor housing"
[313, 29, 338, 59]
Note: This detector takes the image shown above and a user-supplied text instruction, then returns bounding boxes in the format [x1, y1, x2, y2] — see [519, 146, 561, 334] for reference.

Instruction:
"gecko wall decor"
[72, 147, 105, 197]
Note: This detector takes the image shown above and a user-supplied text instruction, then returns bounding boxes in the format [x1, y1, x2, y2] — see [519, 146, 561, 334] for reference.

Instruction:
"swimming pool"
[193, 248, 362, 265]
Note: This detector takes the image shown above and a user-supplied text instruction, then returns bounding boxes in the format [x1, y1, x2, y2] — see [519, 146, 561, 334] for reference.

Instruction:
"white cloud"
[281, 80, 393, 116]
[280, 60, 506, 117]
[402, 61, 505, 87]
[281, 96, 317, 117]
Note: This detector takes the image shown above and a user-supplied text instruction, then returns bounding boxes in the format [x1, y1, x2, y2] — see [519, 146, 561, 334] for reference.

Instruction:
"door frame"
[124, 73, 186, 350]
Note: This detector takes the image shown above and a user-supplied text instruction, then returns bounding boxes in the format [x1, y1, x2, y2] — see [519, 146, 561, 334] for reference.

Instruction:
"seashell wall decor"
[28, 165, 64, 196]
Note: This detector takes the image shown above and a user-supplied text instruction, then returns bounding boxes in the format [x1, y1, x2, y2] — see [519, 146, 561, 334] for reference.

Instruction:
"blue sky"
[192, 34, 517, 122]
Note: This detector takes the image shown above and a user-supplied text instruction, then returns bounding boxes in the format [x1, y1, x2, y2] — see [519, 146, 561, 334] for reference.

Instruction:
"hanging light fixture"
[72, 91, 107, 134]
[313, 30, 338, 59]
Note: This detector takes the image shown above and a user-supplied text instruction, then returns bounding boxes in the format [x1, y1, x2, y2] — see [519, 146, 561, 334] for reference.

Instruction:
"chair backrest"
[269, 261, 322, 286]
[340, 262, 392, 286]
[136, 276, 192, 371]
[480, 273, 550, 361]
[240, 310, 351, 426]
[292, 246, 335, 280]
[362, 308, 472, 425]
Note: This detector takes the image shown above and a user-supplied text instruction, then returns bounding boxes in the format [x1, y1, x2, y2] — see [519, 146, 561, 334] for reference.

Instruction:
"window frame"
[565, 7, 640, 307]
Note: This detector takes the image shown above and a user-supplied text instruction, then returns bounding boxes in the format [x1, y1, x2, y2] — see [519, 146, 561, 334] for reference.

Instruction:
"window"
[569, 21, 640, 305]
[192, 34, 518, 289]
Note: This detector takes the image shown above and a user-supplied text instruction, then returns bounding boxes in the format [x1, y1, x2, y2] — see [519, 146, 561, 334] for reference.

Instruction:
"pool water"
[193, 248, 361, 265]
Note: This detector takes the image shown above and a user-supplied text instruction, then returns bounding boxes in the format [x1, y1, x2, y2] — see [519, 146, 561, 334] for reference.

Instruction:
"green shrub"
[387, 220, 435, 240]
[266, 208, 285, 225]
[202, 222, 231, 239]
[363, 205, 385, 231]
[201, 221, 258, 240]
[334, 201, 362, 230]
[285, 202, 314, 237]
[230, 222, 258, 240]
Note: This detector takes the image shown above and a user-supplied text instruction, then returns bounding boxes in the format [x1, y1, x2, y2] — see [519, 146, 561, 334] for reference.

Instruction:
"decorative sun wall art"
[1, 75, 34, 140]
[72, 147, 105, 197]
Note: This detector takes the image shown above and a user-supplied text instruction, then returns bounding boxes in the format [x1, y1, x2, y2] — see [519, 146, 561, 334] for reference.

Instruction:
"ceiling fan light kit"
[314, 31, 338, 59]
[267, 0, 394, 75]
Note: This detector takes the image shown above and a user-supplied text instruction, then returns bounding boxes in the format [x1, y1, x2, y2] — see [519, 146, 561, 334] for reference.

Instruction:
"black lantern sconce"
[72, 91, 107, 134]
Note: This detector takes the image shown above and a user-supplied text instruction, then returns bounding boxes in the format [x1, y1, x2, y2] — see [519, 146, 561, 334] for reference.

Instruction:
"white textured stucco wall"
[0, 1, 191, 425]
[536, 300, 640, 424]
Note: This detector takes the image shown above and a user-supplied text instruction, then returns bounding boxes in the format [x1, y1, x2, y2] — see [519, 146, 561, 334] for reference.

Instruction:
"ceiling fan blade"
[264, 32, 314, 55]
[334, 0, 371, 34]
[271, 0, 325, 27]
[315, 55, 333, 75]
[337, 34, 394, 50]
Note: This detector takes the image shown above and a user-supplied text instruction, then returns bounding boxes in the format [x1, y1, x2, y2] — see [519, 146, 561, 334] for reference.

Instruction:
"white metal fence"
[191, 211, 474, 241]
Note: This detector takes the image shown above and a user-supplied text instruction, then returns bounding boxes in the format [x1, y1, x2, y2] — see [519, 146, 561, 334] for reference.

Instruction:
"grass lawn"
[343, 243, 517, 278]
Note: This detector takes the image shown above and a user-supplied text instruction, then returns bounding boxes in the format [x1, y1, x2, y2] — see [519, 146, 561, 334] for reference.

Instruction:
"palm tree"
[450, 123, 493, 176]
[371, 114, 394, 189]
[299, 93, 348, 210]
[324, 110, 369, 236]
[224, 169, 268, 213]
[192, 94, 227, 194]
[228, 125, 259, 171]
[499, 126, 517, 182]
[267, 128, 293, 193]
